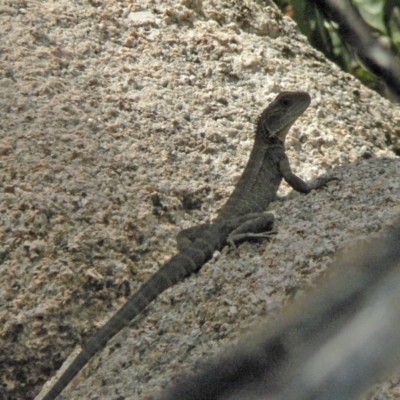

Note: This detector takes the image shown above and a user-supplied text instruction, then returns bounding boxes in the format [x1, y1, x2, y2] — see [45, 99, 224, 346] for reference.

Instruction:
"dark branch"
[309, 0, 400, 100]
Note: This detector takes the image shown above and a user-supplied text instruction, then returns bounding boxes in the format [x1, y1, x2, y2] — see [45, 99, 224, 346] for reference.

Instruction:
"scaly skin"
[42, 91, 330, 400]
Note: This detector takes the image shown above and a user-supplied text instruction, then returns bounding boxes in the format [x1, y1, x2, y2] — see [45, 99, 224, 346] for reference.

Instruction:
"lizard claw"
[227, 237, 240, 256]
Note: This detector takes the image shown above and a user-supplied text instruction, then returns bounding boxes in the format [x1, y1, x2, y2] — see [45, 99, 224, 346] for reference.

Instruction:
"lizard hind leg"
[226, 213, 276, 250]
[176, 223, 213, 252]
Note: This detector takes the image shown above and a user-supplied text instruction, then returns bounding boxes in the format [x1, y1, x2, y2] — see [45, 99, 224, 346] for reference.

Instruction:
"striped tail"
[42, 238, 217, 400]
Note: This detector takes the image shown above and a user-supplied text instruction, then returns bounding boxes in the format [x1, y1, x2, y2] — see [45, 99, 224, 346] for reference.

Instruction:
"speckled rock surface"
[1, 1, 400, 400]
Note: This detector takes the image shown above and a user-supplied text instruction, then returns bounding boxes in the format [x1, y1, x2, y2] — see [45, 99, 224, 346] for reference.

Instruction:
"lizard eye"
[280, 98, 292, 107]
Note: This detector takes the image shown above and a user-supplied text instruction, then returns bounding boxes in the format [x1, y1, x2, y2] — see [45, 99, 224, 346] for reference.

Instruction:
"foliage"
[274, 0, 400, 98]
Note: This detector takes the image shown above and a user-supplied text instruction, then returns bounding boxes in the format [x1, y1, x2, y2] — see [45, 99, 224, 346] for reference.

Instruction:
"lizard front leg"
[279, 155, 336, 194]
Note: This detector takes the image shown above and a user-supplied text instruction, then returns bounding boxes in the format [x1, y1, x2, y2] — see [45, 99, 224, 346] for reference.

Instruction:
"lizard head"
[257, 92, 311, 143]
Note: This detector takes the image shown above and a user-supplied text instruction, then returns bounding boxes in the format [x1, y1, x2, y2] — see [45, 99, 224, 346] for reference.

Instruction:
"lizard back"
[216, 142, 286, 222]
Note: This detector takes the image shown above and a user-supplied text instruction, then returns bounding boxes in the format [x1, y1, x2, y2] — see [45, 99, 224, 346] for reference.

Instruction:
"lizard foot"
[310, 175, 339, 191]
[227, 231, 278, 255]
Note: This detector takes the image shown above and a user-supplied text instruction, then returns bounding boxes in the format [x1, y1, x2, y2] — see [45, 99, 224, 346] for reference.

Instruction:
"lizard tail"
[42, 243, 213, 400]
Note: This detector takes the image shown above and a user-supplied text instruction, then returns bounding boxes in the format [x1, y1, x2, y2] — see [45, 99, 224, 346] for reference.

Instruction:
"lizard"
[42, 91, 334, 400]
